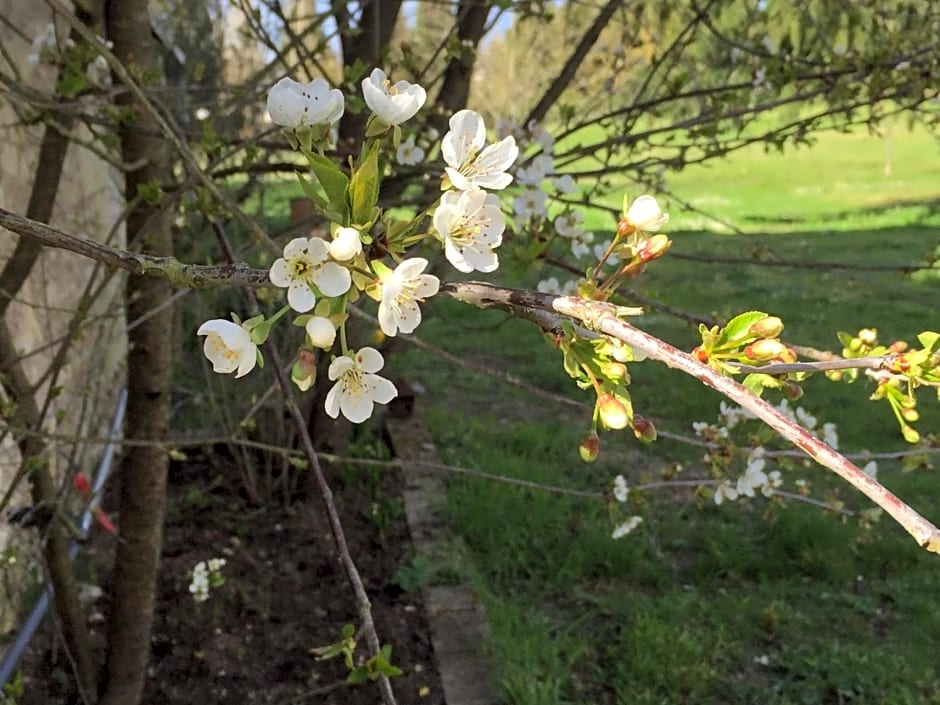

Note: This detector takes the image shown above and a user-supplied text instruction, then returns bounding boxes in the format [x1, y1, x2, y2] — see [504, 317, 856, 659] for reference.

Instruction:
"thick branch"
[0, 208, 269, 289]
[443, 281, 940, 555]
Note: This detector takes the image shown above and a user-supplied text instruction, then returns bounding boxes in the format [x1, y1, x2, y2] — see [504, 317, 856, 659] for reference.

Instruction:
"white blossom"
[795, 406, 817, 430]
[329, 227, 362, 262]
[266, 77, 344, 129]
[189, 558, 226, 602]
[324, 347, 398, 423]
[305, 316, 337, 349]
[28, 24, 62, 66]
[513, 188, 548, 220]
[527, 121, 556, 154]
[624, 195, 669, 233]
[378, 258, 440, 337]
[611, 516, 643, 539]
[396, 135, 426, 166]
[554, 212, 585, 239]
[613, 475, 629, 503]
[714, 480, 739, 505]
[570, 231, 595, 259]
[196, 320, 258, 378]
[195, 107, 211, 121]
[433, 188, 505, 273]
[85, 55, 110, 88]
[862, 460, 878, 479]
[442, 110, 518, 191]
[736, 455, 769, 498]
[762, 470, 783, 497]
[536, 277, 578, 296]
[269, 237, 351, 313]
[821, 422, 839, 449]
[361, 68, 426, 125]
[516, 154, 553, 186]
[552, 174, 577, 194]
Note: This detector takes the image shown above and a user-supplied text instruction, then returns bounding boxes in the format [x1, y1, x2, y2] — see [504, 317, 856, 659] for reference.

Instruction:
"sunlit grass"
[384, 125, 940, 705]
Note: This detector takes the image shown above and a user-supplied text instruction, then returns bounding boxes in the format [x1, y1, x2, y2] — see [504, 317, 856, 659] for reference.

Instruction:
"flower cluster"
[697, 399, 879, 508]
[189, 558, 226, 602]
[199, 69, 518, 424]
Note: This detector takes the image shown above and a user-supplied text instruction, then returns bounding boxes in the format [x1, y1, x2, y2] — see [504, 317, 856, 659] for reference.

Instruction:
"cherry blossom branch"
[4, 212, 936, 549]
[441, 281, 940, 554]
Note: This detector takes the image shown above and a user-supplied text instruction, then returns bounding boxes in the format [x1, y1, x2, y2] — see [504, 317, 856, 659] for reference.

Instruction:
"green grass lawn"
[384, 124, 940, 704]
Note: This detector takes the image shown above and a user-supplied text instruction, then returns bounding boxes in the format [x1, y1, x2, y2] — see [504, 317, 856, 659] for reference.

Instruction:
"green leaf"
[350, 142, 381, 226]
[296, 172, 331, 213]
[916, 331, 940, 352]
[347, 666, 370, 684]
[742, 373, 781, 395]
[716, 311, 767, 349]
[306, 152, 350, 223]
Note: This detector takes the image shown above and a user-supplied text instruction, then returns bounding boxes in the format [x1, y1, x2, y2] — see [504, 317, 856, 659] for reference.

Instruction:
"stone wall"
[0, 2, 126, 638]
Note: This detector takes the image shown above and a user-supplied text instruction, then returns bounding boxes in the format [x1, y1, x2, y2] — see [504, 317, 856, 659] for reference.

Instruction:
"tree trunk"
[100, 2, 174, 703]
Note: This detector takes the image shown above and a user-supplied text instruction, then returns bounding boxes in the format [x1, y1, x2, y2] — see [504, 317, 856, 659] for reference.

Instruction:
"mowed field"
[387, 123, 940, 704]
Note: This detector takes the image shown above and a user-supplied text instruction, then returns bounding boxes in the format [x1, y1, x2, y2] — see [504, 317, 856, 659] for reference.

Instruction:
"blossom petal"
[340, 392, 373, 424]
[312, 261, 352, 297]
[287, 282, 317, 312]
[324, 382, 342, 418]
[356, 347, 385, 374]
[442, 109, 486, 169]
[283, 237, 309, 259]
[369, 375, 398, 404]
[269, 258, 291, 287]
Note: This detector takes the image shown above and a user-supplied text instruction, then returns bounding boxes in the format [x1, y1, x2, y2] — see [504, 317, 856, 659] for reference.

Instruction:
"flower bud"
[329, 227, 363, 262]
[692, 346, 709, 363]
[579, 431, 600, 463]
[748, 316, 784, 339]
[638, 234, 672, 262]
[632, 415, 657, 443]
[602, 361, 628, 381]
[858, 328, 878, 346]
[597, 394, 630, 430]
[305, 316, 336, 349]
[617, 218, 632, 236]
[901, 407, 920, 423]
[744, 339, 785, 361]
[624, 195, 668, 232]
[291, 349, 318, 392]
[782, 381, 804, 401]
[888, 340, 908, 353]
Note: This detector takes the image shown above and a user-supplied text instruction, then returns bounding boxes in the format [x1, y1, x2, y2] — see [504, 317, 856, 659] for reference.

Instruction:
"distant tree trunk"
[337, 0, 404, 144]
[100, 1, 174, 703]
[434, 0, 491, 118]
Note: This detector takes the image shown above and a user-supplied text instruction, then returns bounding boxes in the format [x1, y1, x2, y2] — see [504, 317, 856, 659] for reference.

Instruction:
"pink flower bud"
[632, 415, 657, 443]
[744, 339, 785, 361]
[748, 316, 784, 339]
[638, 234, 672, 263]
[579, 431, 600, 463]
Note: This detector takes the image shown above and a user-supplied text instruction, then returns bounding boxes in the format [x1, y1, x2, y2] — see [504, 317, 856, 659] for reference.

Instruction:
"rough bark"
[99, 1, 174, 703]
[433, 0, 492, 119]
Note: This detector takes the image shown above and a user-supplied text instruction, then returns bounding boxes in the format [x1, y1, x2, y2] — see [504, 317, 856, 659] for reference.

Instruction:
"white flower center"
[207, 334, 238, 363]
